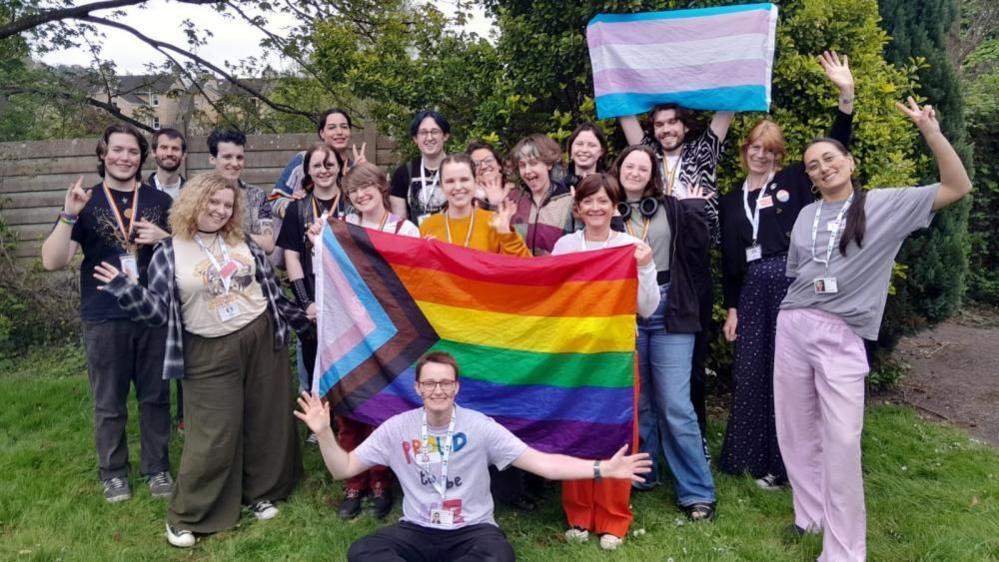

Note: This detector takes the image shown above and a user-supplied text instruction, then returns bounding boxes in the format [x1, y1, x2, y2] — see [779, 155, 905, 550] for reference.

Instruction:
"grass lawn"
[1, 346, 997, 561]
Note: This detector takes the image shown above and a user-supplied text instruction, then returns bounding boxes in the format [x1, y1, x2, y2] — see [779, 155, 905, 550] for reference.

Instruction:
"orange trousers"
[560, 364, 640, 538]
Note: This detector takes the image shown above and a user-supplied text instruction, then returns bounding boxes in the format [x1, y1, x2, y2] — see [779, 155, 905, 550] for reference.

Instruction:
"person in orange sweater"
[419, 154, 531, 257]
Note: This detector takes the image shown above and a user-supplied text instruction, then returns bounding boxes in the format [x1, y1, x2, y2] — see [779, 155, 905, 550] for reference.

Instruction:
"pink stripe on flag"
[317, 250, 377, 369]
[593, 59, 769, 96]
[587, 9, 771, 48]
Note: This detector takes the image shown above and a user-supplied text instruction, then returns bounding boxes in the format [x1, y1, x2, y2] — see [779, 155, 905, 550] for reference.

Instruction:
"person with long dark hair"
[563, 123, 608, 191]
[773, 98, 971, 561]
[718, 51, 855, 490]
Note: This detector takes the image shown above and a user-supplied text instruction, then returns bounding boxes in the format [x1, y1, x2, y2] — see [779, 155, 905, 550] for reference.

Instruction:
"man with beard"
[147, 128, 187, 430]
[41, 123, 175, 503]
[620, 106, 735, 467]
[147, 128, 187, 200]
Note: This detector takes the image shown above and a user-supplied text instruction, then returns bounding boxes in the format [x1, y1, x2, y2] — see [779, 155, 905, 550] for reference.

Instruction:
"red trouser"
[337, 416, 392, 492]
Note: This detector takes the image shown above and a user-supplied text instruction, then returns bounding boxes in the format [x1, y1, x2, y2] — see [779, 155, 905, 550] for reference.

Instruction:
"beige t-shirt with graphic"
[173, 235, 268, 338]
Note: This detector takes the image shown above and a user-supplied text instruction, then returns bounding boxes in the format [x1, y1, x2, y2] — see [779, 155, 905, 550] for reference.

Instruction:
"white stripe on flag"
[589, 33, 772, 74]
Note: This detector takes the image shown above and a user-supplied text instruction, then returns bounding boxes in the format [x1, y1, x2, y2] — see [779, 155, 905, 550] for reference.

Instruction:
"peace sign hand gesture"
[351, 143, 368, 166]
[896, 96, 941, 136]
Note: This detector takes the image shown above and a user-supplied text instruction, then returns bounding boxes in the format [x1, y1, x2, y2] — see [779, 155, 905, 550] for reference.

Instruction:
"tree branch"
[0, 0, 219, 40]
[0, 86, 156, 133]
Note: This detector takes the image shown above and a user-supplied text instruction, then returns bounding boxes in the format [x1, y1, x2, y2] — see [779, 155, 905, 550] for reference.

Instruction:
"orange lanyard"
[102, 180, 139, 245]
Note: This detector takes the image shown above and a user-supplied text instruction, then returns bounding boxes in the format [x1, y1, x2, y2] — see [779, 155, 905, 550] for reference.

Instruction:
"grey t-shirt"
[624, 202, 672, 273]
[354, 406, 528, 529]
[781, 184, 939, 340]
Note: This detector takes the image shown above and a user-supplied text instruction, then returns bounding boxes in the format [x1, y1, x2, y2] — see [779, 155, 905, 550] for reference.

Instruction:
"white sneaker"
[165, 523, 195, 548]
[250, 500, 279, 520]
[564, 527, 589, 543]
[755, 473, 782, 491]
[599, 534, 623, 551]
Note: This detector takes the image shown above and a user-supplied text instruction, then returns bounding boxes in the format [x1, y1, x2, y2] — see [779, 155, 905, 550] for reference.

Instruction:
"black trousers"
[81, 318, 170, 481]
[348, 521, 515, 562]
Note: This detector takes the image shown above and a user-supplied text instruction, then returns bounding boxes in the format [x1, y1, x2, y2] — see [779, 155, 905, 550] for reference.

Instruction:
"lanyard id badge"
[742, 173, 774, 263]
[194, 234, 240, 320]
[119, 252, 138, 279]
[420, 406, 458, 527]
[809, 194, 853, 296]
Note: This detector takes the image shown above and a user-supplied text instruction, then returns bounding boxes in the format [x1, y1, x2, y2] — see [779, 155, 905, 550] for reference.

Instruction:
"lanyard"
[102, 180, 140, 247]
[624, 214, 650, 242]
[420, 406, 457, 500]
[193, 233, 233, 293]
[312, 192, 341, 221]
[444, 209, 475, 247]
[742, 172, 774, 244]
[662, 155, 682, 197]
[418, 158, 441, 210]
[810, 193, 853, 273]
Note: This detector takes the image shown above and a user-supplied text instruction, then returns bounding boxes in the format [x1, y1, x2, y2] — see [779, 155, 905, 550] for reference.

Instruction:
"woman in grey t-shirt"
[773, 98, 972, 562]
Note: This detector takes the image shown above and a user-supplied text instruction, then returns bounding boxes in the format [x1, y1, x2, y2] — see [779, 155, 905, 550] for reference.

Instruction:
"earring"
[811, 184, 819, 195]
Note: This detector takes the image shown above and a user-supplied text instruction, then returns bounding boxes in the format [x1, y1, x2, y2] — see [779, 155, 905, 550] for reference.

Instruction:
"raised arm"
[618, 115, 645, 146]
[512, 444, 651, 482]
[41, 177, 88, 270]
[709, 111, 735, 142]
[895, 97, 972, 211]
[819, 51, 855, 116]
[294, 392, 372, 480]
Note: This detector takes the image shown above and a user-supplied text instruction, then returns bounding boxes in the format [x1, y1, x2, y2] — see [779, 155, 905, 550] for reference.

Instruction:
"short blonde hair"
[169, 173, 245, 245]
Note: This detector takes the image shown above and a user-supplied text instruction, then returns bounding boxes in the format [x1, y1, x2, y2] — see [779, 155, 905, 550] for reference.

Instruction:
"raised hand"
[489, 199, 516, 234]
[306, 219, 324, 245]
[293, 391, 332, 435]
[633, 241, 653, 267]
[819, 50, 854, 94]
[63, 176, 92, 216]
[478, 173, 511, 206]
[351, 143, 368, 166]
[600, 445, 652, 483]
[133, 219, 169, 246]
[896, 96, 941, 136]
[686, 182, 714, 201]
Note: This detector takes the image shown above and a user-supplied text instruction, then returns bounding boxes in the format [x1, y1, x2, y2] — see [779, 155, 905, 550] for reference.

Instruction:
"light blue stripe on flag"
[589, 3, 770, 24]
[595, 85, 769, 118]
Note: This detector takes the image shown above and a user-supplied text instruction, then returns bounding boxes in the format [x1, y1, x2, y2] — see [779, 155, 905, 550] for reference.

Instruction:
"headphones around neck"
[617, 197, 660, 221]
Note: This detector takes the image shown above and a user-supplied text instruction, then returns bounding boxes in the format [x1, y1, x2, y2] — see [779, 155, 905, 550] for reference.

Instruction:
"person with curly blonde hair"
[94, 172, 311, 548]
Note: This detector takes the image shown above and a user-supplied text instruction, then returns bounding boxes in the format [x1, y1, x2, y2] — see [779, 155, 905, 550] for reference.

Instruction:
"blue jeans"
[635, 284, 716, 505]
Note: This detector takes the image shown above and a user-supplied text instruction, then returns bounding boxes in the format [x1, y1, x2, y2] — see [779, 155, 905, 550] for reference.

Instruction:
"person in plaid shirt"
[94, 172, 311, 548]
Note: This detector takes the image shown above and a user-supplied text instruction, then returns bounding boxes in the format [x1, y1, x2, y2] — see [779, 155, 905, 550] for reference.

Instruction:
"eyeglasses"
[472, 156, 497, 169]
[418, 380, 456, 392]
[417, 129, 444, 139]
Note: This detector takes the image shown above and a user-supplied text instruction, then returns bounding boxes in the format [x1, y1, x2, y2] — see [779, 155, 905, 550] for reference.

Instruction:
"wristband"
[839, 96, 855, 104]
[593, 460, 602, 481]
[59, 211, 79, 225]
[290, 278, 313, 308]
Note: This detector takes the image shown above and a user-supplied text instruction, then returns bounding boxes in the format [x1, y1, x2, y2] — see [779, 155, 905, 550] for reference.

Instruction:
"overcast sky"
[39, 0, 495, 74]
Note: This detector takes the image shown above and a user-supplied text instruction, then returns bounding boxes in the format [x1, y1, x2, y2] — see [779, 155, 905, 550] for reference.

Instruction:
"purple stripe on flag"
[587, 9, 772, 48]
[493, 416, 632, 459]
[593, 59, 769, 97]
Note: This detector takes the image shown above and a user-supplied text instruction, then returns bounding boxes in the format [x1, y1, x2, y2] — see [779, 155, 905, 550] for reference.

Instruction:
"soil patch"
[882, 307, 999, 445]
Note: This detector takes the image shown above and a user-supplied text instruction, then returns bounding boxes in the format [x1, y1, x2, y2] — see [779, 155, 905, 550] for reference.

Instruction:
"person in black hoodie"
[610, 145, 717, 522]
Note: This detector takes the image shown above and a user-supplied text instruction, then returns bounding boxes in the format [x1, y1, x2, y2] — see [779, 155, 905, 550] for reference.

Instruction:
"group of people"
[41, 50, 972, 562]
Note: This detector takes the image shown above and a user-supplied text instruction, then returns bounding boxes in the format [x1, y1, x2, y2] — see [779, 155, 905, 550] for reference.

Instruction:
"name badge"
[119, 253, 138, 279]
[746, 244, 762, 262]
[217, 301, 242, 322]
[813, 277, 839, 294]
[758, 196, 774, 209]
[418, 451, 442, 465]
[430, 508, 454, 527]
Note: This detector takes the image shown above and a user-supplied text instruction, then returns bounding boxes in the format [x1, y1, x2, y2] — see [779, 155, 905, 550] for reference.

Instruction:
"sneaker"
[148, 472, 174, 497]
[755, 473, 782, 491]
[102, 476, 131, 503]
[338, 488, 364, 519]
[599, 534, 623, 551]
[249, 500, 279, 521]
[165, 523, 195, 548]
[564, 527, 589, 543]
[369, 487, 394, 519]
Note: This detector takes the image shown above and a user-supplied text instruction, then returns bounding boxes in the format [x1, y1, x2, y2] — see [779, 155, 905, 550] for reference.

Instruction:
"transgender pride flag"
[587, 3, 778, 119]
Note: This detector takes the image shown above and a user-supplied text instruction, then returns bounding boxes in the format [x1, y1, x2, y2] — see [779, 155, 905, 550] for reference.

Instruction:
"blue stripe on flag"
[316, 228, 399, 396]
[595, 85, 769, 119]
[588, 3, 772, 25]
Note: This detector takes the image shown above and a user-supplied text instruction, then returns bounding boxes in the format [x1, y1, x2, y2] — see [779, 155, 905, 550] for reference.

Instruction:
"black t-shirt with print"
[275, 194, 347, 299]
[71, 182, 173, 321]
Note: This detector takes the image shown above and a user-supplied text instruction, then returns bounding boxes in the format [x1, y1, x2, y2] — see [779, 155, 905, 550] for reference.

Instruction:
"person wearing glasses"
[466, 140, 516, 211]
[295, 351, 652, 562]
[389, 110, 451, 225]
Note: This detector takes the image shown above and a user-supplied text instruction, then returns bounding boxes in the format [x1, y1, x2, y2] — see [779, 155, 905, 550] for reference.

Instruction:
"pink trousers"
[774, 308, 869, 562]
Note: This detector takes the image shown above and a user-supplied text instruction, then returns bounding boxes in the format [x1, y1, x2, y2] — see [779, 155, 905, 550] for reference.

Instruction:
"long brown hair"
[806, 137, 866, 256]
[609, 145, 663, 199]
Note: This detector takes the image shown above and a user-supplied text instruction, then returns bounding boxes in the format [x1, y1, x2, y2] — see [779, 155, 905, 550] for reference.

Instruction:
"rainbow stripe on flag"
[313, 222, 638, 458]
[587, 3, 779, 119]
